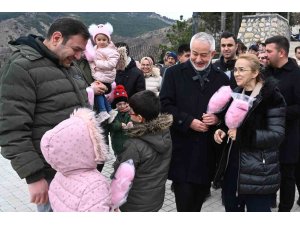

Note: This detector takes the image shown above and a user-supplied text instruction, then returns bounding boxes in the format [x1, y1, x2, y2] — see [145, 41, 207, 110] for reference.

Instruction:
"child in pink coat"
[85, 22, 120, 123]
[40, 108, 112, 211]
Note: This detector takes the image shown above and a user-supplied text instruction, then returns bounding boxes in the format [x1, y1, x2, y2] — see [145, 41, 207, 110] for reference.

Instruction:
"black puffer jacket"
[115, 58, 145, 98]
[113, 114, 173, 212]
[213, 56, 237, 89]
[214, 78, 286, 195]
[0, 35, 89, 184]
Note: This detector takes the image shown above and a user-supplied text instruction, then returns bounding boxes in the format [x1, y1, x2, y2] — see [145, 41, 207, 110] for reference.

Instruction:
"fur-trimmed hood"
[41, 108, 109, 176]
[126, 114, 173, 154]
[144, 67, 161, 78]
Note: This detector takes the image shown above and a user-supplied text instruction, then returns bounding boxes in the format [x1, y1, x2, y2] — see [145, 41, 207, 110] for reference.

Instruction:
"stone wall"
[237, 13, 290, 47]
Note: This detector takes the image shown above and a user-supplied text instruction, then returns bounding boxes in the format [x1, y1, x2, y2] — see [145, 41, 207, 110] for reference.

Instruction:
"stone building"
[237, 13, 290, 47]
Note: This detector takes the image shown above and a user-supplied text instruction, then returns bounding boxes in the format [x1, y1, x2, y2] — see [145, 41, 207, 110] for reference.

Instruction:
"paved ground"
[1, 149, 300, 212]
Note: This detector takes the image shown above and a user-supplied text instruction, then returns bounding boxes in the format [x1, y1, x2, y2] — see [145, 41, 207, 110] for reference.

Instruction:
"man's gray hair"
[190, 32, 215, 51]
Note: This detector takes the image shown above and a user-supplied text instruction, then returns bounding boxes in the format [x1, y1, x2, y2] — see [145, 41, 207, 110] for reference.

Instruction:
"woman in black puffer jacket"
[213, 54, 286, 212]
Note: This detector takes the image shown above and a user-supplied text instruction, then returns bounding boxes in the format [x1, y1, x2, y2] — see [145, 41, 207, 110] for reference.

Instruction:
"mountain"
[0, 12, 174, 67]
[0, 12, 174, 39]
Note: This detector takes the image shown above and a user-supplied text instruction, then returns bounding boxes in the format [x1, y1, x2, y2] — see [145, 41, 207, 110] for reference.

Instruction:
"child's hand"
[91, 81, 108, 95]
[121, 123, 126, 129]
[125, 122, 133, 129]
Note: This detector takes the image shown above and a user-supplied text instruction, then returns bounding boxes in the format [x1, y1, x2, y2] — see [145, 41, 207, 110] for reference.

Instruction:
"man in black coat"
[213, 31, 238, 89]
[160, 32, 230, 211]
[265, 35, 300, 212]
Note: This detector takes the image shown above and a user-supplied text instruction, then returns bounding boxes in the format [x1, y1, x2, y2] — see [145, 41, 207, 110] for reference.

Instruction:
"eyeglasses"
[233, 67, 252, 73]
[258, 56, 267, 60]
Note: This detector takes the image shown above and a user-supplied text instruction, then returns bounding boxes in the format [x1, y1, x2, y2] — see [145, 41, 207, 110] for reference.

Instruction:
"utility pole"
[221, 12, 226, 33]
[192, 12, 199, 35]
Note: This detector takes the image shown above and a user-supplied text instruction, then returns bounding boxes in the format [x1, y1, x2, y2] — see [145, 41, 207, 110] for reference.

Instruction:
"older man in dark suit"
[160, 32, 229, 212]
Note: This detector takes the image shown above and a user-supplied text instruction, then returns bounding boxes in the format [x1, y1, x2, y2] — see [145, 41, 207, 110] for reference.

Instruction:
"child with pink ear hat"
[84, 22, 121, 124]
[41, 108, 134, 211]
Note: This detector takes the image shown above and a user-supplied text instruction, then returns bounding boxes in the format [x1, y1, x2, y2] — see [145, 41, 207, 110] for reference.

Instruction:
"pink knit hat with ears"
[89, 23, 113, 42]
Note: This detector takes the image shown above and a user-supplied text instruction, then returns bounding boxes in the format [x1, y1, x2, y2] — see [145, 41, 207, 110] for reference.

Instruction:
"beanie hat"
[112, 85, 128, 108]
[88, 22, 113, 42]
[167, 51, 178, 61]
[249, 44, 259, 52]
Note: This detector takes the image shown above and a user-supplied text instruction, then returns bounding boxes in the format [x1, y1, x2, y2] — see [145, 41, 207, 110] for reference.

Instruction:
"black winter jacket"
[214, 78, 286, 195]
[114, 114, 173, 212]
[213, 56, 237, 89]
[264, 58, 300, 163]
[115, 58, 145, 98]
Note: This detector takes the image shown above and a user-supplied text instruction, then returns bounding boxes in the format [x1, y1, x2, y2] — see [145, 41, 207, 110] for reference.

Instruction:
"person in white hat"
[84, 22, 120, 123]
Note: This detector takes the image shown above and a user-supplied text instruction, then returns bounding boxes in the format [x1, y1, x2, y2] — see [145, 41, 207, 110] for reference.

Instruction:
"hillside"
[0, 12, 174, 67]
[0, 12, 174, 38]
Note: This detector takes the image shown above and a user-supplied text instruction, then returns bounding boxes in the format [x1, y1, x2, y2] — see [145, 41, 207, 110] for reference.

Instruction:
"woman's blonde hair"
[237, 53, 262, 82]
[140, 57, 154, 67]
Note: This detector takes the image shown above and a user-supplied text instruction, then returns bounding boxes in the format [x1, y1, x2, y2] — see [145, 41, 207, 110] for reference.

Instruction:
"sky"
[3, 0, 299, 13]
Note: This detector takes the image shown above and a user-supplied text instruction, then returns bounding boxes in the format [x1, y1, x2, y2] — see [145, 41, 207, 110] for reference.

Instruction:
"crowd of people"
[1, 16, 300, 212]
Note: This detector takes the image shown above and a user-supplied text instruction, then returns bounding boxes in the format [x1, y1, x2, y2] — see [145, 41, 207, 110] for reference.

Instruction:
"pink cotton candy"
[207, 86, 232, 113]
[111, 159, 135, 209]
[86, 87, 94, 107]
[225, 99, 249, 129]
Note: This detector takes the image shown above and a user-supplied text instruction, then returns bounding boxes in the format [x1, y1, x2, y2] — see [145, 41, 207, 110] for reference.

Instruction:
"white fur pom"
[103, 22, 113, 35]
[88, 24, 99, 37]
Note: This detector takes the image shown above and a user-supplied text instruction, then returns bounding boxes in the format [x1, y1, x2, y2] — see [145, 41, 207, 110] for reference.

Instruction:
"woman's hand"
[214, 129, 226, 144]
[227, 128, 237, 141]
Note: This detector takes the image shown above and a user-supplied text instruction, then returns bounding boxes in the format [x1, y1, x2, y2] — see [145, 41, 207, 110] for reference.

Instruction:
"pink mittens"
[111, 159, 135, 209]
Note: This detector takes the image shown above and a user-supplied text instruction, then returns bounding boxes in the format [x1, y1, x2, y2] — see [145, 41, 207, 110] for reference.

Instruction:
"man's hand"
[190, 119, 209, 132]
[28, 178, 49, 205]
[91, 81, 108, 95]
[202, 113, 219, 126]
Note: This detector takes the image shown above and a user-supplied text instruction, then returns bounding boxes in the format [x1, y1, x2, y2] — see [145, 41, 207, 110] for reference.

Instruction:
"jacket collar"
[10, 34, 69, 67]
[126, 114, 172, 137]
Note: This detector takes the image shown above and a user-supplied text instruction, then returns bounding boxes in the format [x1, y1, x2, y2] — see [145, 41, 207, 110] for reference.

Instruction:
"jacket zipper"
[261, 151, 265, 164]
[234, 93, 262, 197]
